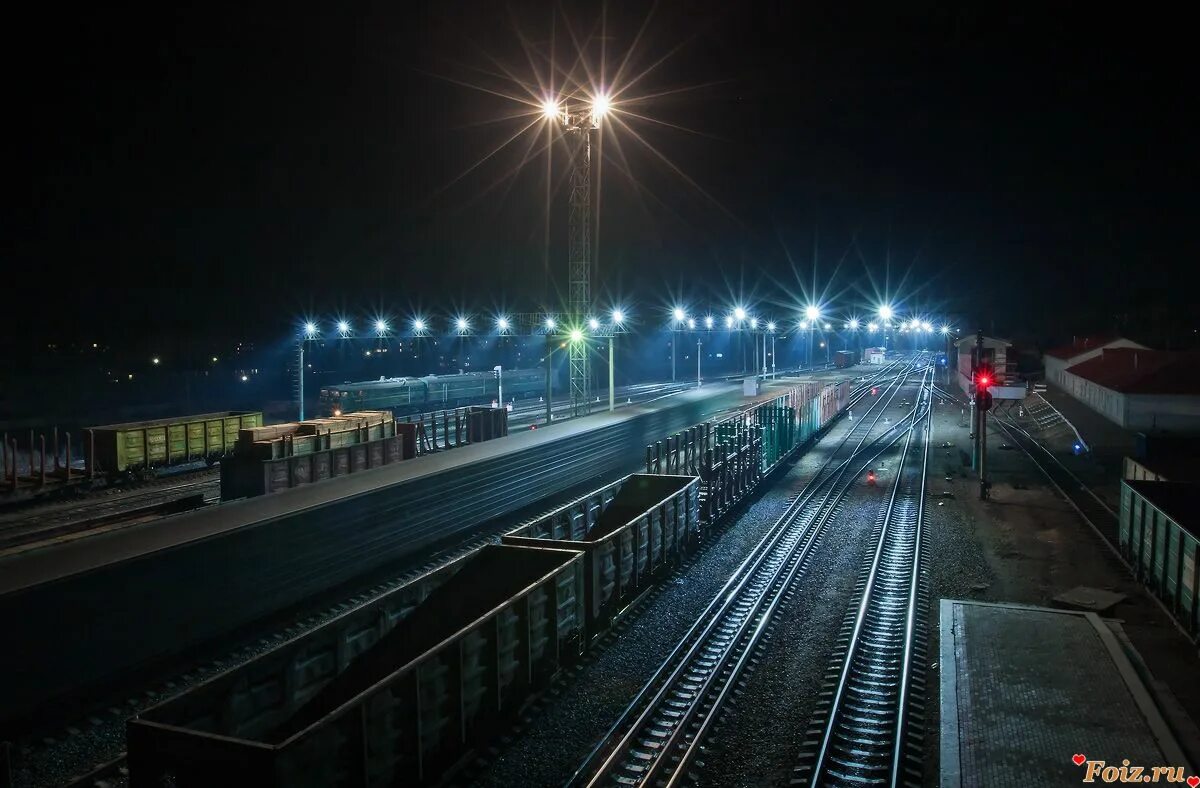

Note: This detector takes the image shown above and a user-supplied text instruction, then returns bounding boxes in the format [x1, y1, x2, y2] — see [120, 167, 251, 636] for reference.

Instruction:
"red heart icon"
[1186, 776, 1197, 788]
[1072, 754, 1086, 766]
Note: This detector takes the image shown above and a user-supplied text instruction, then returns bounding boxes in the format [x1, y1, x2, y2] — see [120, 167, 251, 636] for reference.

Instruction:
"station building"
[1053, 347, 1200, 432]
[954, 335, 1015, 396]
[1043, 335, 1148, 388]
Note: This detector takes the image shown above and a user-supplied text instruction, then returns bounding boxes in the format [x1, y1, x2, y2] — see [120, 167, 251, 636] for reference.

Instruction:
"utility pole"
[545, 339, 553, 425]
[671, 332, 676, 382]
[298, 342, 305, 421]
[608, 339, 615, 412]
[697, 339, 702, 386]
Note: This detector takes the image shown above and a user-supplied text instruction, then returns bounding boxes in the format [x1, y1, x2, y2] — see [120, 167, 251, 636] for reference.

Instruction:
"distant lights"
[496, 316, 511, 332]
[151, 357, 160, 365]
[303, 321, 317, 338]
[767, 321, 776, 332]
[848, 319, 860, 330]
[611, 309, 625, 324]
[672, 307, 686, 322]
[544, 317, 556, 330]
[375, 319, 389, 334]
[704, 316, 715, 329]
[750, 318, 758, 329]
[687, 318, 696, 330]
[337, 320, 350, 335]
[241, 374, 249, 382]
[413, 318, 427, 333]
[588, 317, 601, 331]
[799, 321, 809, 330]
[733, 307, 747, 322]
[455, 317, 469, 332]
[941, 325, 951, 335]
[867, 322, 879, 332]
[725, 316, 734, 328]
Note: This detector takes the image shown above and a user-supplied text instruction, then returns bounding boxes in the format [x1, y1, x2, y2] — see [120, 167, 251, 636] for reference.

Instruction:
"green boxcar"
[86, 411, 263, 476]
[1119, 480, 1200, 637]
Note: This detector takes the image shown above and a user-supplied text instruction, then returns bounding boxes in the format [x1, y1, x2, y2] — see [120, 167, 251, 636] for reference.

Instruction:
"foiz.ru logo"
[1072, 754, 1195, 785]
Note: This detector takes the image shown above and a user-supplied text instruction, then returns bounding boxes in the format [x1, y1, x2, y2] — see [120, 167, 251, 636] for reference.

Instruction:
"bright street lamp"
[611, 309, 625, 325]
[374, 319, 389, 335]
[413, 318, 427, 333]
[337, 320, 350, 336]
[734, 306, 747, 322]
[545, 317, 556, 330]
[672, 307, 686, 322]
[592, 94, 611, 120]
[848, 318, 860, 330]
[541, 99, 560, 120]
[705, 316, 714, 329]
[569, 328, 584, 342]
[805, 305, 820, 321]
[867, 322, 878, 332]
[588, 317, 601, 331]
[303, 322, 317, 339]
[878, 304, 894, 321]
[496, 317, 511, 332]
[687, 318, 696, 330]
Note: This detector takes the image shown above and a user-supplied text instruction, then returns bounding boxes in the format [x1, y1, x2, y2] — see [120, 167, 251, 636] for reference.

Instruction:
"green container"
[87, 411, 262, 475]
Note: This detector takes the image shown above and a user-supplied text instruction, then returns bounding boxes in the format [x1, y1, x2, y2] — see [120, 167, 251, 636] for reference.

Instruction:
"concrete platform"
[940, 600, 1193, 787]
[0, 379, 823, 727]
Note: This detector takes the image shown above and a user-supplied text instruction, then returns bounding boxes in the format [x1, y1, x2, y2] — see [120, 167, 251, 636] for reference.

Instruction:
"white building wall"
[1059, 369, 1126, 426]
[1124, 394, 1200, 432]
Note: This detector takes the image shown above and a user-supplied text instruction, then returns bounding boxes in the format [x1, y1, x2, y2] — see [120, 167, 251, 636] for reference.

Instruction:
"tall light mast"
[549, 95, 608, 416]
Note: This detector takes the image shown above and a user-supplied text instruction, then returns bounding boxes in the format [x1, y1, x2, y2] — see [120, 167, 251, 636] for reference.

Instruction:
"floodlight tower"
[548, 94, 609, 415]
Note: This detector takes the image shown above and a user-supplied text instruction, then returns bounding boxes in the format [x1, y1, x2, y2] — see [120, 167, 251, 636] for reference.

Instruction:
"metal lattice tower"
[564, 107, 596, 416]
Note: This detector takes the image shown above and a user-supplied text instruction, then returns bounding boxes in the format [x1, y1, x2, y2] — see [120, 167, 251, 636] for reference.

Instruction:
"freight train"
[319, 368, 545, 416]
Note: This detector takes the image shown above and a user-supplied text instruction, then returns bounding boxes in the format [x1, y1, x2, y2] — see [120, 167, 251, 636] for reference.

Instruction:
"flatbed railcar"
[85, 411, 263, 480]
[320, 368, 544, 416]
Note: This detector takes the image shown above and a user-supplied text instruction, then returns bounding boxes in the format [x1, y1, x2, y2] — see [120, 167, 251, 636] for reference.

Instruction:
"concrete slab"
[940, 599, 1192, 788]
[1052, 586, 1127, 614]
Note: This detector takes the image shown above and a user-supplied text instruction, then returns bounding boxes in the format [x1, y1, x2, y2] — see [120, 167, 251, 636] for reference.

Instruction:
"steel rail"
[568, 360, 927, 788]
[806, 366, 932, 787]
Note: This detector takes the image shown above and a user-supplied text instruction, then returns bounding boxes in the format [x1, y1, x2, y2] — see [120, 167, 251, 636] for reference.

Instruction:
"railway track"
[567, 359, 929, 788]
[0, 477, 218, 553]
[794, 366, 932, 787]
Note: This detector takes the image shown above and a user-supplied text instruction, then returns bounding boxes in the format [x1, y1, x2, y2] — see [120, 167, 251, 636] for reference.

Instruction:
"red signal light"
[978, 375, 990, 387]
[867, 470, 876, 484]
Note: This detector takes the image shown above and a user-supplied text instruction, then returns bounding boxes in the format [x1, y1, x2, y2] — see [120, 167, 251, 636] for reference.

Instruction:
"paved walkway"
[941, 600, 1193, 787]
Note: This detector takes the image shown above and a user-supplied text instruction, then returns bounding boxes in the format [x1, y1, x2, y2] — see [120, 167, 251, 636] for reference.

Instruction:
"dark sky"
[7, 3, 1196, 353]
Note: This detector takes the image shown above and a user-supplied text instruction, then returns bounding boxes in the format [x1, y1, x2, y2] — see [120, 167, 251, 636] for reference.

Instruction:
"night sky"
[7, 3, 1196, 358]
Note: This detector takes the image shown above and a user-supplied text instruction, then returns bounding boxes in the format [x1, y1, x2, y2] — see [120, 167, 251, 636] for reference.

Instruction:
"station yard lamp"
[804, 306, 820, 368]
[609, 309, 625, 411]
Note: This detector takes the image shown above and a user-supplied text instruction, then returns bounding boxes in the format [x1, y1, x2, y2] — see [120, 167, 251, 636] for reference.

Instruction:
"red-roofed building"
[1043, 335, 1148, 388]
[1060, 348, 1200, 431]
